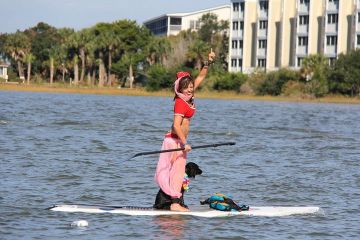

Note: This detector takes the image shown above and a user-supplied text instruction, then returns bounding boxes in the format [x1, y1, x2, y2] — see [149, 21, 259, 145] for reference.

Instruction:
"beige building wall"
[267, 0, 282, 70]
[308, 0, 325, 55]
[279, 0, 296, 68]
[242, 0, 258, 73]
[337, 0, 354, 54]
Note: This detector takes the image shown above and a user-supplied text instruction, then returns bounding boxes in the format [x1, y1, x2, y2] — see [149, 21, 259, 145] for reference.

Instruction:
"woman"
[154, 50, 215, 212]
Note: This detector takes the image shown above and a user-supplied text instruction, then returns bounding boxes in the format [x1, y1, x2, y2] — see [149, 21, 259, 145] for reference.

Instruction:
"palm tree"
[2, 31, 30, 80]
[146, 37, 171, 66]
[187, 39, 209, 70]
[25, 53, 35, 84]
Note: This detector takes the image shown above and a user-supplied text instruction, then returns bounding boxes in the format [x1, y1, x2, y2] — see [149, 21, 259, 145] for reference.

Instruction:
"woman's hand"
[183, 143, 192, 153]
[208, 48, 216, 63]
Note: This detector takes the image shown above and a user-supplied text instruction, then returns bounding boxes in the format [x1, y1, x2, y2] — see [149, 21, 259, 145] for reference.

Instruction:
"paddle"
[128, 142, 236, 160]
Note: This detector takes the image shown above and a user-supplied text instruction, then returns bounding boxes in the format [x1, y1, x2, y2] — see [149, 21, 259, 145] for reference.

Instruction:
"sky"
[0, 0, 230, 33]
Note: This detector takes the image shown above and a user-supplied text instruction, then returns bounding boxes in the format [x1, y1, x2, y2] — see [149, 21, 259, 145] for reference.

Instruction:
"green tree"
[146, 36, 171, 66]
[111, 20, 151, 87]
[328, 49, 360, 96]
[300, 54, 329, 97]
[187, 39, 209, 70]
[198, 13, 229, 69]
[145, 64, 172, 91]
[1, 31, 31, 80]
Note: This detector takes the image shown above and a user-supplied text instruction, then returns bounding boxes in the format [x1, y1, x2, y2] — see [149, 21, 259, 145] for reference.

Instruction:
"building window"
[259, 20, 268, 29]
[327, 14, 338, 24]
[260, 1, 268, 11]
[232, 40, 238, 49]
[240, 2, 245, 11]
[327, 35, 338, 46]
[190, 20, 200, 30]
[357, 35, 360, 45]
[240, 21, 244, 30]
[300, 0, 310, 4]
[298, 36, 308, 46]
[170, 17, 182, 25]
[299, 15, 309, 25]
[258, 59, 266, 67]
[259, 40, 267, 48]
[297, 58, 304, 67]
[233, 2, 239, 12]
[231, 59, 237, 67]
[233, 21, 239, 30]
[239, 40, 243, 49]
[358, 12, 360, 23]
[238, 59, 243, 67]
[0, 67, 3, 76]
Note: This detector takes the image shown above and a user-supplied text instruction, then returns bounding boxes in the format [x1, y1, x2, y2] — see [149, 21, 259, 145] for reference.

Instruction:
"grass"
[1, 82, 360, 104]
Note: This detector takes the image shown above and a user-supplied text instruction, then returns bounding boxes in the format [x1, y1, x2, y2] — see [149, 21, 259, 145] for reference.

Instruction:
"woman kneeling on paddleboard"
[154, 49, 215, 212]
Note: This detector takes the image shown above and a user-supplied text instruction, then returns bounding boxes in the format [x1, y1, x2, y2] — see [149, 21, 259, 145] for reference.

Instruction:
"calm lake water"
[1, 91, 359, 239]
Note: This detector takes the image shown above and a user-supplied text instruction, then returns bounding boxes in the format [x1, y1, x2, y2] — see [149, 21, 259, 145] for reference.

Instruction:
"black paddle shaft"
[129, 142, 236, 160]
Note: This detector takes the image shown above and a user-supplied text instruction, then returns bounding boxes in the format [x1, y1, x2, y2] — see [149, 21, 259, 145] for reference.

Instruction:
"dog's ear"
[186, 162, 202, 178]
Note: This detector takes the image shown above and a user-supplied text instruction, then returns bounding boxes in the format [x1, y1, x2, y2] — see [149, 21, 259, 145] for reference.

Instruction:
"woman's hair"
[176, 76, 193, 93]
[174, 76, 194, 102]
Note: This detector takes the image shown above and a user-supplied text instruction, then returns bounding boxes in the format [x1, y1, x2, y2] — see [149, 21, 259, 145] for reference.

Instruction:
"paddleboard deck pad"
[48, 204, 321, 217]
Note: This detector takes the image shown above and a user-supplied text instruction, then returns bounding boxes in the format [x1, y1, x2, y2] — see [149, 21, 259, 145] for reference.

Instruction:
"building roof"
[143, 4, 230, 24]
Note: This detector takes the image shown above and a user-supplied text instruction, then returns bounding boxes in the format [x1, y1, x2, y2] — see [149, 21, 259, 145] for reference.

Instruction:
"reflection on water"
[153, 216, 187, 239]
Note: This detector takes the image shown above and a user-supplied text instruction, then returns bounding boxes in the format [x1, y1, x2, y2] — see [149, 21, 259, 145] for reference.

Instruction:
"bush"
[212, 71, 247, 92]
[145, 64, 173, 91]
[281, 80, 306, 97]
[258, 68, 300, 96]
[246, 70, 267, 95]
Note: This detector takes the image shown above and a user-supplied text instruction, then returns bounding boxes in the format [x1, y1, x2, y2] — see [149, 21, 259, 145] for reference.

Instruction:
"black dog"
[153, 162, 202, 210]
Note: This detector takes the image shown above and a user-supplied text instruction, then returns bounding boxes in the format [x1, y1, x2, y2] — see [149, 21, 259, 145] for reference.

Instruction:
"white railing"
[326, 23, 338, 33]
[257, 48, 267, 57]
[298, 3, 310, 13]
[296, 45, 308, 55]
[297, 24, 309, 34]
[325, 45, 337, 55]
[327, 1, 339, 11]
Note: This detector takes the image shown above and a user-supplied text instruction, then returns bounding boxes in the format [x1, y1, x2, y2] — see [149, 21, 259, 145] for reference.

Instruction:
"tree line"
[1, 13, 359, 97]
[0, 14, 228, 89]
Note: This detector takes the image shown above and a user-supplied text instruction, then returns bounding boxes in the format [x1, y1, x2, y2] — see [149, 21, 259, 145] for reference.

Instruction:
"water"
[1, 91, 359, 239]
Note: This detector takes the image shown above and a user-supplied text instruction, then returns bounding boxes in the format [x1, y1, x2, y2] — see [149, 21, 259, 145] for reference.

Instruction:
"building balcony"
[231, 48, 244, 56]
[231, 48, 243, 57]
[232, 11, 244, 20]
[326, 1, 339, 12]
[258, 28, 267, 38]
[169, 25, 182, 31]
[296, 45, 308, 55]
[298, 4, 310, 14]
[325, 45, 337, 55]
[325, 23, 338, 33]
[257, 48, 267, 57]
[259, 11, 268, 19]
[232, 30, 244, 38]
[297, 24, 309, 34]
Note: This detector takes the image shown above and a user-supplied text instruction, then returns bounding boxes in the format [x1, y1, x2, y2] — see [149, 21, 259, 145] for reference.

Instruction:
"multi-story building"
[144, 5, 230, 37]
[355, 0, 360, 49]
[229, 0, 360, 73]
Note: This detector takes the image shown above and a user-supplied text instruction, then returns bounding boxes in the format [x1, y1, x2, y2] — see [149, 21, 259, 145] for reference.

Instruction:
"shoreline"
[1, 83, 360, 105]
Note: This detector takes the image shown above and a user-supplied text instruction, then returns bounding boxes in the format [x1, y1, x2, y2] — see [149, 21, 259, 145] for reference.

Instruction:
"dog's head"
[185, 162, 202, 178]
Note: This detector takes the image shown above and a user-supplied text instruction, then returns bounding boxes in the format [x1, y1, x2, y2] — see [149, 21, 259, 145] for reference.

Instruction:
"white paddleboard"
[48, 204, 321, 218]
